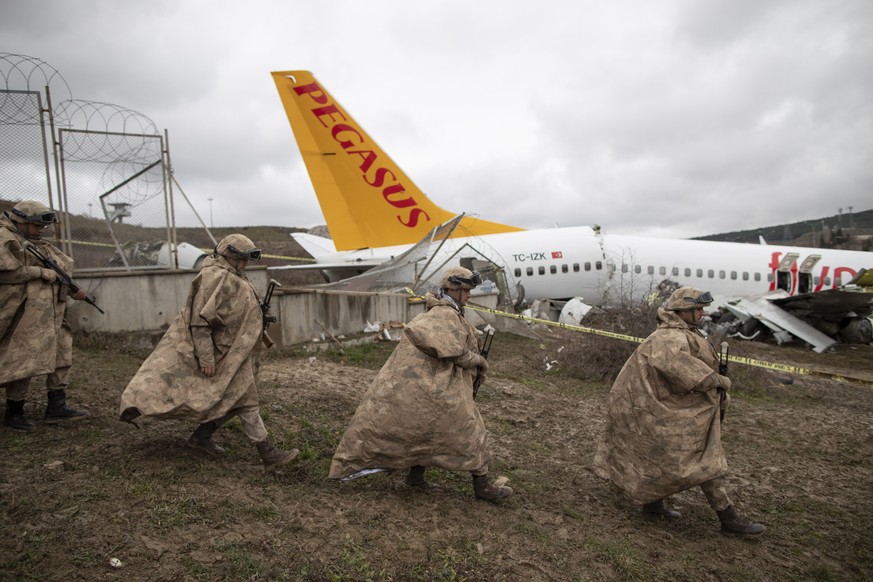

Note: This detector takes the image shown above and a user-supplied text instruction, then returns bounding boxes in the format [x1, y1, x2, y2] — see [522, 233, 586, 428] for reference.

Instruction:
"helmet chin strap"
[439, 288, 466, 314]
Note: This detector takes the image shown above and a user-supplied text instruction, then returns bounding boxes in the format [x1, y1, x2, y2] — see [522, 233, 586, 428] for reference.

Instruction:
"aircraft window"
[835, 274, 842, 286]
[561, 264, 568, 273]
[550, 265, 557, 274]
[672, 267, 679, 276]
[595, 261, 602, 270]
[514, 268, 521, 277]
[659, 266, 666, 276]
[708, 270, 715, 278]
[526, 267, 534, 276]
[622, 264, 629, 273]
[742, 272, 749, 281]
[719, 270, 725, 279]
[573, 263, 580, 272]
[684, 268, 691, 277]
[584, 262, 591, 271]
[634, 265, 642, 274]
[730, 271, 737, 280]
[538, 266, 545, 275]
[647, 266, 654, 275]
[814, 275, 820, 285]
[824, 277, 831, 286]
[754, 273, 761, 282]
[767, 273, 773, 282]
[607, 261, 616, 272]
[696, 269, 703, 278]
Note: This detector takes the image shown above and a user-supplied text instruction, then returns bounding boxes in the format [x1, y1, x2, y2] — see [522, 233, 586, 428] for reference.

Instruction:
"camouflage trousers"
[2, 365, 72, 401]
[700, 477, 732, 512]
[216, 407, 268, 443]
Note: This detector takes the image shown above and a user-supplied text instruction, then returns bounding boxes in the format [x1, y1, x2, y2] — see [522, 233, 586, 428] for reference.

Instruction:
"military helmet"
[439, 267, 482, 290]
[666, 286, 713, 311]
[9, 200, 58, 225]
[215, 234, 262, 261]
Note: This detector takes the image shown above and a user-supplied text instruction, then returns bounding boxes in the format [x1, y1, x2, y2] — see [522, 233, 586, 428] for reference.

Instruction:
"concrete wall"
[66, 268, 418, 347]
[273, 289, 420, 346]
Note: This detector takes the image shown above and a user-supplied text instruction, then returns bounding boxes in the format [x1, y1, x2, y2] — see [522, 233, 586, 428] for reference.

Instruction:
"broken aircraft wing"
[726, 292, 838, 353]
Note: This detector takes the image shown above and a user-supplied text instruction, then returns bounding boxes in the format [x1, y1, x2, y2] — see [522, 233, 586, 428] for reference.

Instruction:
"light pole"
[208, 198, 214, 228]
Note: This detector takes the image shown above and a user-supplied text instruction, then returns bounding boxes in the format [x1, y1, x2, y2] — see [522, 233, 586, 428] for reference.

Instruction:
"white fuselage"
[302, 226, 871, 306]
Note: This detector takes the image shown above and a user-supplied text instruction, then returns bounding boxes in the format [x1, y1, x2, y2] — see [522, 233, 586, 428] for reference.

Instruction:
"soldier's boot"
[716, 505, 766, 536]
[406, 465, 440, 490]
[642, 498, 682, 519]
[5, 399, 36, 431]
[44, 390, 88, 424]
[188, 421, 226, 456]
[255, 439, 299, 470]
[472, 474, 513, 503]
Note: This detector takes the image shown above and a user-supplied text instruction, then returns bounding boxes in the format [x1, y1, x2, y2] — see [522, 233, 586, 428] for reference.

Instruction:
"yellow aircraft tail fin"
[272, 70, 522, 251]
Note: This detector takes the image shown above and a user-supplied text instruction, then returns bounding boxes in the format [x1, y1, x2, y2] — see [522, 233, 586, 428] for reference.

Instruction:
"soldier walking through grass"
[329, 267, 512, 502]
[1, 200, 89, 430]
[119, 234, 297, 470]
[593, 286, 765, 536]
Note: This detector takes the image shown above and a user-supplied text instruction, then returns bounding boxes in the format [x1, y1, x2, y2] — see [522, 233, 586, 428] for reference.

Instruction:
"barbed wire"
[0, 52, 73, 124]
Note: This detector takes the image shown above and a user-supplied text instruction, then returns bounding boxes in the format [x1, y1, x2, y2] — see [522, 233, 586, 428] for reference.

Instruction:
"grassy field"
[1, 331, 872, 581]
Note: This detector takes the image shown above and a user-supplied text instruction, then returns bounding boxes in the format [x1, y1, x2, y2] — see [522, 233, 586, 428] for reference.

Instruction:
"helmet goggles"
[681, 291, 713, 307]
[12, 208, 58, 225]
[447, 272, 482, 288]
[225, 244, 262, 261]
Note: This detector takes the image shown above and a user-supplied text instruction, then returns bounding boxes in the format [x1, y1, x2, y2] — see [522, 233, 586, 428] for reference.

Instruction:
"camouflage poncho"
[0, 213, 73, 384]
[593, 308, 728, 504]
[118, 255, 263, 423]
[329, 293, 490, 479]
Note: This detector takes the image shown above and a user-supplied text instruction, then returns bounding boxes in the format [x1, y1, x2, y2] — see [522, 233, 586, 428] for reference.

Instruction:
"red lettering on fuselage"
[768, 252, 781, 291]
[834, 266, 856, 287]
[813, 266, 829, 292]
[768, 251, 856, 294]
[293, 81, 431, 229]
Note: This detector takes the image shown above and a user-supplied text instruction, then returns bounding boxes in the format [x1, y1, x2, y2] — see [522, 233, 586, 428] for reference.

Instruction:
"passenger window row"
[509, 263, 821, 284]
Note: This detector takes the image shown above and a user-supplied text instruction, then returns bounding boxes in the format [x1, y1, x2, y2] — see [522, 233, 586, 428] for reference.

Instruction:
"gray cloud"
[2, 0, 871, 240]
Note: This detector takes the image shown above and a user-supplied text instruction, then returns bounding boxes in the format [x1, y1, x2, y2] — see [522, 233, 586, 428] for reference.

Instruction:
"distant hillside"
[694, 208, 873, 251]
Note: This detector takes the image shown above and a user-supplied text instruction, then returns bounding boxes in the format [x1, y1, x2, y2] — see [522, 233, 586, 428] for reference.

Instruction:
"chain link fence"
[1, 52, 213, 272]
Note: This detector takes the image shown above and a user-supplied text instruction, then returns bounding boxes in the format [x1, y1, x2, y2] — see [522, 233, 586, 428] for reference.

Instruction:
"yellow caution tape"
[466, 304, 644, 344]
[61, 239, 117, 248]
[263, 254, 314, 262]
[59, 240, 313, 262]
[461, 303, 871, 386]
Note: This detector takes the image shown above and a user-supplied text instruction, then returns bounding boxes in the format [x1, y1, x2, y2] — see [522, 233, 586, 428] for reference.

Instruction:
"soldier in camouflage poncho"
[119, 234, 297, 470]
[593, 286, 765, 536]
[1, 201, 89, 430]
[329, 267, 512, 502]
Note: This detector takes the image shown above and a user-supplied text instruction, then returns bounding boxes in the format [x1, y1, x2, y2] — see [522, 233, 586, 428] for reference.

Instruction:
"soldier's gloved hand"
[24, 266, 54, 281]
[696, 373, 730, 393]
[474, 371, 488, 388]
[476, 355, 489, 374]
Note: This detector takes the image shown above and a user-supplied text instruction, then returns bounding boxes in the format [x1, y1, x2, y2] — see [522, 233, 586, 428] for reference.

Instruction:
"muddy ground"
[1, 329, 872, 581]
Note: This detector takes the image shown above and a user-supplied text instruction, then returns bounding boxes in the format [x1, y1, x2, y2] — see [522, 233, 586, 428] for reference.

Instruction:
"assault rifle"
[718, 341, 729, 423]
[473, 329, 495, 398]
[261, 279, 281, 348]
[22, 241, 104, 314]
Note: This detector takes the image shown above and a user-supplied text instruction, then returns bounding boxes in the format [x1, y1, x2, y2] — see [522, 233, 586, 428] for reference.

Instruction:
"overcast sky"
[2, 0, 872, 239]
